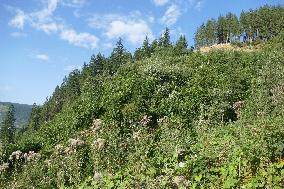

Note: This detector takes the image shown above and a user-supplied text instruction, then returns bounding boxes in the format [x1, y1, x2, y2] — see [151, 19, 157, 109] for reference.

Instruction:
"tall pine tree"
[174, 35, 188, 55]
[0, 105, 16, 148]
[158, 28, 171, 47]
[27, 103, 42, 132]
[108, 38, 131, 75]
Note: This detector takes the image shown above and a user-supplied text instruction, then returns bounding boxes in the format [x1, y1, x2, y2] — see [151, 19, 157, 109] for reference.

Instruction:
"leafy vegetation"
[0, 5, 284, 188]
[194, 5, 284, 48]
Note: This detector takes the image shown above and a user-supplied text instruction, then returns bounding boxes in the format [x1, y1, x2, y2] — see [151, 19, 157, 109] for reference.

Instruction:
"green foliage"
[134, 36, 153, 61]
[1, 12, 284, 188]
[195, 5, 284, 48]
[158, 27, 171, 47]
[0, 105, 16, 155]
[107, 38, 132, 75]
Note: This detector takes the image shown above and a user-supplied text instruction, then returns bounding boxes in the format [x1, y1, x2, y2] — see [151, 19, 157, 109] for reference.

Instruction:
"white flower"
[93, 171, 102, 181]
[178, 162, 186, 168]
[93, 138, 105, 149]
[68, 138, 84, 147]
[10, 150, 22, 160]
[92, 119, 102, 132]
[0, 163, 9, 172]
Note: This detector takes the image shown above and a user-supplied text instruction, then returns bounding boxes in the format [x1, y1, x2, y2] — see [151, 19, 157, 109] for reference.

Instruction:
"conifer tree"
[134, 36, 152, 60]
[27, 103, 42, 131]
[150, 39, 158, 51]
[194, 23, 206, 48]
[174, 35, 188, 55]
[108, 38, 131, 75]
[89, 53, 105, 75]
[0, 105, 16, 148]
[217, 15, 228, 43]
[158, 28, 171, 47]
[205, 19, 217, 45]
[142, 36, 152, 58]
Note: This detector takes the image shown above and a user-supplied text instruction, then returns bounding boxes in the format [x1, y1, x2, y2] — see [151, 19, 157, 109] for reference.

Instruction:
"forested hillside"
[0, 5, 284, 189]
[0, 102, 32, 128]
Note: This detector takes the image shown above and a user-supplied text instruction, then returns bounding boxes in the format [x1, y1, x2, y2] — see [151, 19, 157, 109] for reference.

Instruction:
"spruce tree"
[142, 36, 152, 58]
[0, 105, 16, 147]
[159, 28, 171, 47]
[27, 103, 42, 131]
[108, 38, 131, 75]
[194, 23, 206, 48]
[134, 36, 152, 60]
[174, 35, 188, 55]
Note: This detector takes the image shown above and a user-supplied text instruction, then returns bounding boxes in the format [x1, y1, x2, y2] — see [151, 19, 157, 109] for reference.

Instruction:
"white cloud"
[187, 0, 205, 11]
[105, 19, 153, 44]
[62, 0, 87, 7]
[64, 65, 82, 72]
[8, 0, 99, 49]
[88, 14, 124, 29]
[103, 42, 114, 49]
[8, 9, 28, 29]
[35, 53, 49, 61]
[152, 0, 169, 6]
[10, 31, 27, 38]
[161, 4, 181, 26]
[60, 29, 99, 49]
[34, 22, 63, 34]
[30, 0, 59, 23]
[194, 0, 204, 11]
[88, 12, 154, 45]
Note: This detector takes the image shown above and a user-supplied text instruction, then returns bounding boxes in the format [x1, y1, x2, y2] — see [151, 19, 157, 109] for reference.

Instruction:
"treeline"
[3, 5, 284, 150]
[2, 30, 284, 189]
[1, 7, 284, 187]
[194, 5, 284, 48]
[23, 28, 190, 134]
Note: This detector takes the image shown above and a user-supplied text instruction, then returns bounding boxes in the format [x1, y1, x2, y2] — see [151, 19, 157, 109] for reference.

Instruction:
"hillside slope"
[0, 102, 32, 128]
[0, 30, 283, 188]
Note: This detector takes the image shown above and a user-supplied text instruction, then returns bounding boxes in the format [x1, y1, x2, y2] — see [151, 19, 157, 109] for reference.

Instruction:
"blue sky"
[0, 0, 282, 105]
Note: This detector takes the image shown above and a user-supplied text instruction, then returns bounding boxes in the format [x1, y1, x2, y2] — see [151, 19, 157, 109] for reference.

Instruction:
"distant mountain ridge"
[0, 102, 32, 128]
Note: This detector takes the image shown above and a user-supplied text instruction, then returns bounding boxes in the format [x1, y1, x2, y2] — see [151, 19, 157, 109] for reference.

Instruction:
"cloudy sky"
[0, 0, 282, 104]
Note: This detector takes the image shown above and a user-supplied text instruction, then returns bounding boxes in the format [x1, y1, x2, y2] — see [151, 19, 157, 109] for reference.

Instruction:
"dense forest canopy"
[0, 4, 284, 189]
[194, 5, 284, 48]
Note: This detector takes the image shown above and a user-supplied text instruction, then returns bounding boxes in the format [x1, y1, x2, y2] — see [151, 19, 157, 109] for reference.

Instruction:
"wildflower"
[176, 148, 185, 156]
[140, 115, 152, 126]
[92, 119, 102, 132]
[9, 150, 22, 161]
[93, 138, 105, 150]
[93, 171, 102, 181]
[178, 162, 186, 168]
[133, 131, 140, 139]
[0, 163, 9, 172]
[55, 144, 63, 150]
[44, 159, 52, 167]
[27, 151, 41, 162]
[157, 116, 168, 123]
[172, 175, 188, 188]
[23, 153, 28, 162]
[68, 138, 84, 148]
